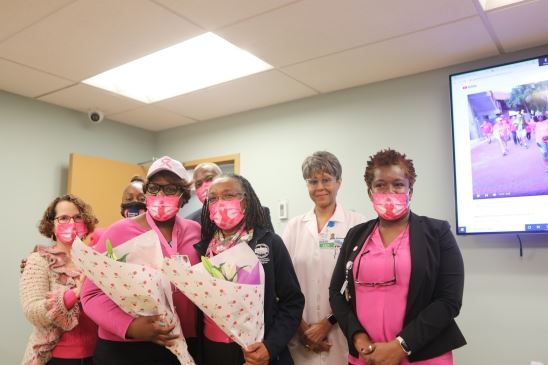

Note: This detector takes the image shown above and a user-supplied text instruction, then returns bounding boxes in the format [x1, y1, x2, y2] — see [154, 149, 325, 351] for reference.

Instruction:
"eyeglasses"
[305, 177, 336, 187]
[146, 183, 181, 196]
[207, 192, 244, 204]
[354, 250, 396, 287]
[54, 215, 84, 224]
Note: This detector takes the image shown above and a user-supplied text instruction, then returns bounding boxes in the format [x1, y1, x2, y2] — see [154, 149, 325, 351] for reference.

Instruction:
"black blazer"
[329, 212, 466, 361]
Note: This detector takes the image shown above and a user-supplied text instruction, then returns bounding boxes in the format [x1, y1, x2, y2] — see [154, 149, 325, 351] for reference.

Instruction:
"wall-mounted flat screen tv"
[450, 55, 548, 234]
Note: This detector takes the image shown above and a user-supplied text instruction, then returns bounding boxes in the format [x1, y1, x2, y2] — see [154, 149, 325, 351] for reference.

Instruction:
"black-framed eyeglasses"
[207, 192, 244, 204]
[354, 249, 397, 287]
[54, 215, 84, 224]
[146, 183, 181, 196]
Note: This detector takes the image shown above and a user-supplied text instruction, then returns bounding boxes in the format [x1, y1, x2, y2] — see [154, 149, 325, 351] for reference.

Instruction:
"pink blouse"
[81, 216, 200, 342]
[51, 309, 97, 358]
[349, 225, 452, 365]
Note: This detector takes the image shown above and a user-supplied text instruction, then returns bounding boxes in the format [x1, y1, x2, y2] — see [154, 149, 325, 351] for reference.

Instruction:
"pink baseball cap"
[147, 156, 189, 181]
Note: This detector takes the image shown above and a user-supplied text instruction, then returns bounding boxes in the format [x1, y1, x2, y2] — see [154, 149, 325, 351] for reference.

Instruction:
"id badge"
[319, 233, 337, 249]
[319, 220, 339, 249]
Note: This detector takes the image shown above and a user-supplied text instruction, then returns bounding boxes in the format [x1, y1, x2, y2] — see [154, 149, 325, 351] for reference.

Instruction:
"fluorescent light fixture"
[83, 32, 273, 103]
[479, 0, 528, 11]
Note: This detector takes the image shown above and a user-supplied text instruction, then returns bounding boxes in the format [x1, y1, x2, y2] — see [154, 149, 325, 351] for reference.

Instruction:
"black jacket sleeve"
[399, 219, 465, 353]
[329, 224, 368, 354]
[262, 234, 305, 360]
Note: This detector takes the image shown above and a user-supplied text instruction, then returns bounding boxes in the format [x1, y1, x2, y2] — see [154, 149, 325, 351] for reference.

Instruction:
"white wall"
[0, 91, 156, 364]
[157, 44, 548, 364]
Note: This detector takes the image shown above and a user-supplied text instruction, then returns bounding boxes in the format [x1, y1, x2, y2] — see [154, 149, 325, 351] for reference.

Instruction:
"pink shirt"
[204, 314, 232, 343]
[51, 308, 97, 358]
[349, 225, 452, 365]
[81, 216, 201, 342]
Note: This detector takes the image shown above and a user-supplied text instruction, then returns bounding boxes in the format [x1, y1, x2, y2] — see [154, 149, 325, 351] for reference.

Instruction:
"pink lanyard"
[145, 211, 179, 257]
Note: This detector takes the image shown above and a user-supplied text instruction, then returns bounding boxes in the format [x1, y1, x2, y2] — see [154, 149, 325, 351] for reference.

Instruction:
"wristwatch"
[326, 313, 337, 325]
[396, 336, 411, 355]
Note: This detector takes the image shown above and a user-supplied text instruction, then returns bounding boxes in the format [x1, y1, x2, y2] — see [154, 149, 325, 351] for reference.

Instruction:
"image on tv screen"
[450, 56, 548, 234]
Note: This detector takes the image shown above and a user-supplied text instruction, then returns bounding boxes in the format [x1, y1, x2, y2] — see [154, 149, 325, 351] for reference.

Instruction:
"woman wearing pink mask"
[329, 149, 466, 365]
[19, 194, 98, 365]
[80, 156, 202, 365]
[194, 174, 304, 365]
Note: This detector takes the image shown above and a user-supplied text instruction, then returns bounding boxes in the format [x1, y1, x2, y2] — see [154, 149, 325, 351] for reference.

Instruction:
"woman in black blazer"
[329, 149, 466, 365]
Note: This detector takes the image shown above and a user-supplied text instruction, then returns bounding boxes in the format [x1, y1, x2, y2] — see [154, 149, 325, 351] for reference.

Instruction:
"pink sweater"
[80, 217, 201, 342]
[51, 306, 97, 358]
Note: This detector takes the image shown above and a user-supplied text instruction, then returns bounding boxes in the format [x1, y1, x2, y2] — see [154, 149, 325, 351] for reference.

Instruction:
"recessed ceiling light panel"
[83, 32, 273, 103]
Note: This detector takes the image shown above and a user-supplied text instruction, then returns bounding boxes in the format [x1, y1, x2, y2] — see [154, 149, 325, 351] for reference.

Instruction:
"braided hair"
[200, 174, 270, 242]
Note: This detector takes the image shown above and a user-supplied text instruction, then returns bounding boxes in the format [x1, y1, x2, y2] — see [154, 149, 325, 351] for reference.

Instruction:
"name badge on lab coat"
[319, 220, 344, 249]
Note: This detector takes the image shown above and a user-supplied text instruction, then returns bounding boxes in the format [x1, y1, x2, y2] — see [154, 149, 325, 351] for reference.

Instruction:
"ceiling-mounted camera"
[88, 111, 104, 124]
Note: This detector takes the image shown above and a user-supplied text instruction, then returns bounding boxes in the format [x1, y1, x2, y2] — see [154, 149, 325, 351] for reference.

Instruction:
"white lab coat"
[282, 205, 365, 365]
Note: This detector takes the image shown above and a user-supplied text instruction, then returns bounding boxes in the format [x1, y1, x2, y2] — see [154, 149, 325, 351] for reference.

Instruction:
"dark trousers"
[46, 357, 93, 365]
[93, 339, 180, 365]
[203, 338, 244, 365]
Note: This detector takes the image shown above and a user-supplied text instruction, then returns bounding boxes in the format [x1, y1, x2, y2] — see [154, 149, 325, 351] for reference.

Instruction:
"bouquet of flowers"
[163, 243, 265, 348]
[71, 231, 195, 365]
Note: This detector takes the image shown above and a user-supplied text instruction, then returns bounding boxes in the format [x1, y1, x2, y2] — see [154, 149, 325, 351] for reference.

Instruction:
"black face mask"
[121, 201, 147, 218]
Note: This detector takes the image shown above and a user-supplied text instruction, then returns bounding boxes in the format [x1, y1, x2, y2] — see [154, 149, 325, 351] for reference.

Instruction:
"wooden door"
[68, 153, 147, 228]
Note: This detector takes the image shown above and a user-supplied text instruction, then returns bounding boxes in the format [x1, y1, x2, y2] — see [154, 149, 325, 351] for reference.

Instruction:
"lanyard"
[145, 211, 179, 257]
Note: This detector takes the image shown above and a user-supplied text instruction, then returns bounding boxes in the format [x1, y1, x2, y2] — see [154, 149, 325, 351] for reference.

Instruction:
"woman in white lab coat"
[282, 151, 365, 365]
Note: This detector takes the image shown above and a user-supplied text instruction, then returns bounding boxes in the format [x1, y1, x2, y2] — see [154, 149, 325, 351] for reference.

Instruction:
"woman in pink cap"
[81, 156, 202, 365]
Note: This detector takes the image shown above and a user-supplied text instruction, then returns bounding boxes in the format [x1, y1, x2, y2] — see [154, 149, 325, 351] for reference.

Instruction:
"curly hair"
[364, 148, 417, 190]
[200, 174, 270, 242]
[144, 170, 191, 207]
[301, 151, 342, 180]
[38, 194, 98, 241]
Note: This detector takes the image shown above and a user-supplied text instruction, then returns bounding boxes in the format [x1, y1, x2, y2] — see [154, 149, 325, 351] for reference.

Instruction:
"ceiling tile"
[487, 0, 548, 52]
[38, 84, 143, 114]
[0, 0, 204, 81]
[0, 58, 73, 98]
[156, 70, 317, 120]
[0, 0, 75, 42]
[1, 0, 545, 131]
[282, 17, 499, 93]
[217, 0, 479, 67]
[152, 0, 298, 30]
[109, 105, 196, 131]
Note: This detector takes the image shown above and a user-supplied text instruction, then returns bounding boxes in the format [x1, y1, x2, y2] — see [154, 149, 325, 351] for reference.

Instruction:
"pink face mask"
[146, 194, 181, 221]
[55, 222, 88, 244]
[209, 199, 245, 231]
[371, 193, 410, 221]
[196, 181, 211, 204]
